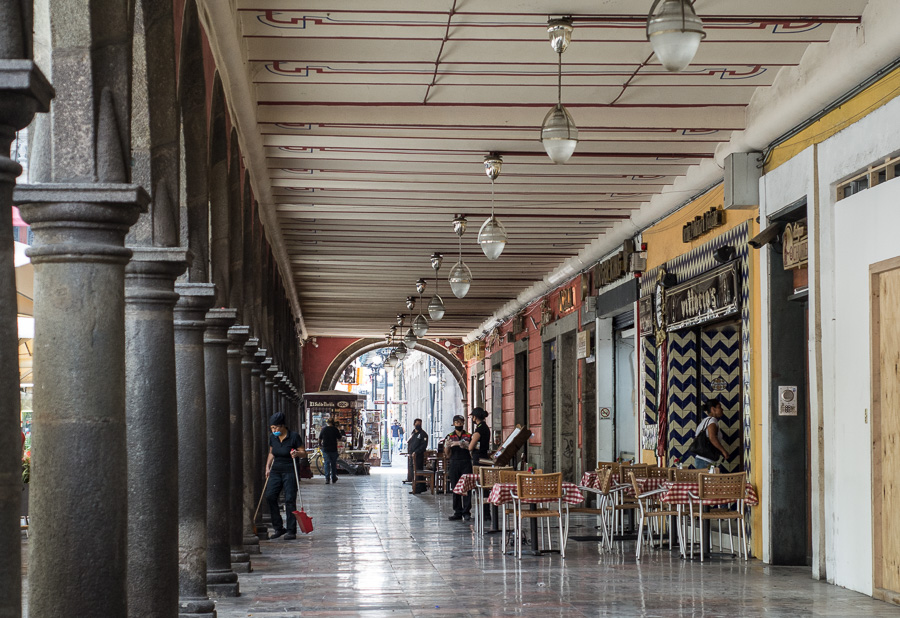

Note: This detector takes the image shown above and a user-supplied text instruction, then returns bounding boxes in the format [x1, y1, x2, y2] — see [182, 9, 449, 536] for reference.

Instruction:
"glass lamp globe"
[428, 294, 445, 320]
[448, 261, 472, 299]
[412, 313, 429, 337]
[478, 215, 508, 260]
[540, 104, 578, 164]
[395, 342, 408, 360]
[403, 328, 418, 350]
[647, 0, 705, 72]
[428, 373, 439, 385]
[384, 352, 397, 368]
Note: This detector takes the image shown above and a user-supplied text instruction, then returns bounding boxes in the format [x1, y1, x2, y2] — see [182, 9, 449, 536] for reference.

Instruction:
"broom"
[292, 454, 314, 534]
[252, 475, 270, 535]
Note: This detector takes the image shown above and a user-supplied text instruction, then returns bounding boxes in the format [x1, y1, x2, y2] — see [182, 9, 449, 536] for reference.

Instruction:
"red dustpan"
[292, 456, 313, 534]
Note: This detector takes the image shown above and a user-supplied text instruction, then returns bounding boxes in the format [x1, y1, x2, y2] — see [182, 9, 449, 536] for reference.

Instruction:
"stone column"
[0, 55, 51, 618]
[255, 352, 271, 531]
[16, 182, 148, 617]
[226, 325, 250, 573]
[275, 373, 284, 417]
[125, 248, 189, 618]
[173, 283, 216, 617]
[242, 337, 260, 554]
[204, 308, 239, 597]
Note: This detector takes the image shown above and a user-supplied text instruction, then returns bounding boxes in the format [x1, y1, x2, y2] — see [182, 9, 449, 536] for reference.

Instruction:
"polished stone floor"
[210, 462, 900, 618]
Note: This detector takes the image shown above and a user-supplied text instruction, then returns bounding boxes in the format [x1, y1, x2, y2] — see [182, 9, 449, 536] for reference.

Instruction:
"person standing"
[318, 417, 344, 484]
[692, 397, 729, 470]
[264, 412, 304, 540]
[468, 407, 492, 521]
[444, 415, 473, 521]
[390, 420, 402, 453]
[407, 418, 428, 494]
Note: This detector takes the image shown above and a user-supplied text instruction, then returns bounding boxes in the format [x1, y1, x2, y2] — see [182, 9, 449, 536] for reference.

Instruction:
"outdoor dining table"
[580, 471, 668, 496]
[453, 473, 502, 533]
[657, 480, 759, 558]
[486, 482, 584, 555]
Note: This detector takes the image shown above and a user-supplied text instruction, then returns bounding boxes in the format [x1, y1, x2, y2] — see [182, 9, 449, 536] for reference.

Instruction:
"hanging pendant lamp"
[427, 253, 445, 320]
[448, 215, 472, 298]
[647, 0, 706, 72]
[478, 153, 508, 260]
[541, 18, 578, 164]
[413, 278, 429, 337]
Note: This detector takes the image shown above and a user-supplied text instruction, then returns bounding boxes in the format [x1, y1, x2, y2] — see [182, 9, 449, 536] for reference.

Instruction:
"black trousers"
[265, 470, 298, 534]
[413, 450, 426, 493]
[448, 458, 473, 515]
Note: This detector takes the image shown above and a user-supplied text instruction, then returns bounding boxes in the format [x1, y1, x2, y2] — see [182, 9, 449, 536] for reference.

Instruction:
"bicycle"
[310, 447, 325, 476]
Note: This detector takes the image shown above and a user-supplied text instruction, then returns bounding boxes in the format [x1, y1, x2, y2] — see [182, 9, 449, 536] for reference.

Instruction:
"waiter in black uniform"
[445, 415, 473, 521]
[407, 418, 428, 494]
[468, 407, 491, 522]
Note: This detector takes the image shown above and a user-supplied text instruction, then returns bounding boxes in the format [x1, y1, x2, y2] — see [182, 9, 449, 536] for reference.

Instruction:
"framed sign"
[664, 262, 739, 331]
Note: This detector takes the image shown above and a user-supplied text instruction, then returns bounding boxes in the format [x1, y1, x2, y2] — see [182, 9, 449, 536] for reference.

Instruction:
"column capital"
[227, 325, 250, 356]
[125, 247, 190, 306]
[0, 59, 54, 131]
[265, 363, 278, 382]
[204, 308, 237, 345]
[174, 283, 216, 330]
[242, 337, 259, 366]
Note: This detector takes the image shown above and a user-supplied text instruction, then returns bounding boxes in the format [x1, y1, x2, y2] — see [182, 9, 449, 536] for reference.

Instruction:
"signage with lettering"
[576, 330, 590, 359]
[594, 240, 636, 287]
[463, 340, 485, 362]
[782, 219, 808, 270]
[639, 295, 654, 335]
[558, 285, 576, 314]
[664, 262, 739, 331]
[683, 207, 726, 243]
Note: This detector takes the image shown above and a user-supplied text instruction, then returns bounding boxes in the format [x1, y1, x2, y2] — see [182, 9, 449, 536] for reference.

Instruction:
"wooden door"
[872, 257, 900, 605]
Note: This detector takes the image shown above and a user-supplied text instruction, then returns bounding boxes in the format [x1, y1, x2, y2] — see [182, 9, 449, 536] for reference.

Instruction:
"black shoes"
[325, 479, 330, 484]
[462, 514, 472, 521]
[332, 476, 338, 483]
[269, 528, 287, 539]
[448, 514, 463, 521]
[284, 533, 297, 540]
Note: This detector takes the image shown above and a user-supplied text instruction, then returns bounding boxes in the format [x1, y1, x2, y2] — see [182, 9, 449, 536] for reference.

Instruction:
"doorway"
[871, 256, 900, 605]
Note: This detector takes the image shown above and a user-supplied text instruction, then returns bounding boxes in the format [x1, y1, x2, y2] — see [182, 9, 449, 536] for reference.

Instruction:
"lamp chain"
[557, 52, 562, 107]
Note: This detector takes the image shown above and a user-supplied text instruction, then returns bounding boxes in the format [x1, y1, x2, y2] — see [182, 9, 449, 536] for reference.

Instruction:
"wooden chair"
[474, 466, 511, 534]
[629, 472, 679, 559]
[596, 460, 616, 470]
[511, 472, 569, 559]
[672, 468, 702, 483]
[688, 472, 748, 561]
[412, 449, 437, 494]
[613, 464, 648, 534]
[434, 453, 448, 494]
[647, 466, 670, 480]
[574, 468, 626, 551]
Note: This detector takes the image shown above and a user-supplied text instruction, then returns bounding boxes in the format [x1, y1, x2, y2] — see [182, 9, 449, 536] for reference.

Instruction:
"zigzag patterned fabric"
[666, 330, 697, 465]
[701, 324, 742, 472]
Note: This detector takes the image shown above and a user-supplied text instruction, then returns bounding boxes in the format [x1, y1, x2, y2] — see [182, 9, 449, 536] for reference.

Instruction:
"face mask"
[415, 424, 422, 430]
[273, 431, 282, 436]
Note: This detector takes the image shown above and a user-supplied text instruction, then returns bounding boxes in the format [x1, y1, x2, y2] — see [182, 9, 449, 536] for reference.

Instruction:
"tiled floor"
[214, 463, 900, 618]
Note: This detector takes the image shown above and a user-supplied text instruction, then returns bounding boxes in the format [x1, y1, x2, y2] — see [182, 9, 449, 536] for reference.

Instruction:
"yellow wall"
[766, 65, 900, 172]
[640, 184, 763, 557]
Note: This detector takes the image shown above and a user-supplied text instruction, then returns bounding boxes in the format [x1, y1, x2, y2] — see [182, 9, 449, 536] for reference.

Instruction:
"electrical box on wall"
[724, 152, 763, 210]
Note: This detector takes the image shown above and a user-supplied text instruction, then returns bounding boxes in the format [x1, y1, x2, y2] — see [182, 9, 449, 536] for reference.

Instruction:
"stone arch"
[130, 0, 180, 247]
[319, 338, 467, 406]
[208, 73, 229, 304]
[178, 0, 209, 281]
[227, 128, 243, 312]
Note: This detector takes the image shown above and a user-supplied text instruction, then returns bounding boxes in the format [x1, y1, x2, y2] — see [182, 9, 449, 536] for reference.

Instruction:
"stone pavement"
[210, 463, 900, 617]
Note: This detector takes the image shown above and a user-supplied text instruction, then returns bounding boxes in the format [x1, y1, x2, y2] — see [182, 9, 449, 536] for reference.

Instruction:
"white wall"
[760, 94, 900, 595]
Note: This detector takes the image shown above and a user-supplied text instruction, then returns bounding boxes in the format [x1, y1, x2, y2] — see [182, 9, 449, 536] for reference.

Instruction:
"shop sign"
[782, 219, 808, 270]
[664, 262, 739, 331]
[558, 284, 576, 314]
[638, 295, 654, 334]
[576, 330, 590, 359]
[594, 240, 636, 287]
[682, 207, 726, 243]
[463, 340, 485, 362]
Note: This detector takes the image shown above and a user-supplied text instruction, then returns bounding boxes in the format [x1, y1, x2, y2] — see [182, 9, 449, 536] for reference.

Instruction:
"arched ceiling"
[206, 0, 869, 339]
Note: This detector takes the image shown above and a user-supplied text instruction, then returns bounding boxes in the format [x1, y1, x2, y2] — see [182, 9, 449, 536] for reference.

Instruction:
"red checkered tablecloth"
[579, 472, 666, 495]
[659, 481, 759, 507]
[452, 474, 480, 495]
[487, 482, 584, 506]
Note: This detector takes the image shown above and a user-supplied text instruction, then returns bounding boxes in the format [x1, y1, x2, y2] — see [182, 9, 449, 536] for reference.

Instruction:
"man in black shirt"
[444, 415, 473, 521]
[407, 418, 428, 494]
[318, 417, 344, 484]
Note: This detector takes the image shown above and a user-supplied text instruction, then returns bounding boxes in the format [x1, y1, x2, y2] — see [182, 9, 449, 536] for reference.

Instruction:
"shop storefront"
[302, 391, 365, 449]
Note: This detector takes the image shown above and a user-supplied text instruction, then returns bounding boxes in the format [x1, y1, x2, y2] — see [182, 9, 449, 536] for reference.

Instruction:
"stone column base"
[207, 570, 239, 598]
[178, 596, 216, 617]
[230, 550, 251, 573]
[243, 535, 261, 554]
